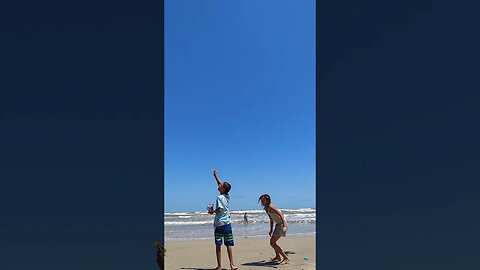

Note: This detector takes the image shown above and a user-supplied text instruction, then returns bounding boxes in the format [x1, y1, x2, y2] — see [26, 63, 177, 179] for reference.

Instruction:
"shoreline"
[165, 232, 316, 242]
[165, 235, 316, 269]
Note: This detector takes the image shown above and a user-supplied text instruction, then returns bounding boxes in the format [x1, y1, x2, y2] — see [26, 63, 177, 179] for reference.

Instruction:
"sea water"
[165, 208, 316, 241]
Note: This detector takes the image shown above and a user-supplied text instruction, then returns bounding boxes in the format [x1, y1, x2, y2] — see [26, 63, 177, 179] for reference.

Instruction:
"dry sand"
[165, 235, 315, 270]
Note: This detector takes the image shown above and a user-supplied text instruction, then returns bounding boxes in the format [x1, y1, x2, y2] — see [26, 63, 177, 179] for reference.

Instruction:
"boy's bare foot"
[280, 258, 290, 265]
[230, 264, 238, 270]
[215, 267, 222, 270]
[270, 256, 281, 262]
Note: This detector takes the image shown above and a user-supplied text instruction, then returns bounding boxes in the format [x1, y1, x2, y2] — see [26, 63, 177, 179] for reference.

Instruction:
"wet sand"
[165, 235, 315, 270]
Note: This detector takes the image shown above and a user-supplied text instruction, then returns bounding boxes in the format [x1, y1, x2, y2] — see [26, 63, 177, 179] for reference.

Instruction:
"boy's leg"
[224, 224, 237, 270]
[215, 227, 223, 269]
[270, 235, 289, 262]
[216, 245, 222, 270]
[269, 243, 281, 261]
[271, 251, 281, 261]
[226, 246, 237, 270]
[269, 225, 281, 261]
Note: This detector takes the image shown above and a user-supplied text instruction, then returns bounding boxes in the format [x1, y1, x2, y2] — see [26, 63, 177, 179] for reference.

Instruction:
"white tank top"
[267, 210, 283, 224]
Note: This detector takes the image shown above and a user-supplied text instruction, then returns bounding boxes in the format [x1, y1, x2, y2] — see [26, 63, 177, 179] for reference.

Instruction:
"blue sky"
[165, 0, 315, 212]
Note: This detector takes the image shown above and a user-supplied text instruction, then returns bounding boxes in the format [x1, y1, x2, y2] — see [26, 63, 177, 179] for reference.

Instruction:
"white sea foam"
[165, 220, 212, 226]
[165, 208, 316, 227]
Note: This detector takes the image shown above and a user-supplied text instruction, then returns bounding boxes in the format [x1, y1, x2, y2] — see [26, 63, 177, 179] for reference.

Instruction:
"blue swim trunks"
[214, 223, 234, 246]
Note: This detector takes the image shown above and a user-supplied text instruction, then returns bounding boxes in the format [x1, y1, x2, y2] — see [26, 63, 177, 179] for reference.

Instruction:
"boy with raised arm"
[208, 169, 238, 270]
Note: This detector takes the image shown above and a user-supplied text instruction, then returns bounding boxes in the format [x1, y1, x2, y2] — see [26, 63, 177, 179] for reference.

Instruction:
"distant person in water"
[208, 169, 238, 270]
[258, 194, 289, 264]
[244, 212, 248, 224]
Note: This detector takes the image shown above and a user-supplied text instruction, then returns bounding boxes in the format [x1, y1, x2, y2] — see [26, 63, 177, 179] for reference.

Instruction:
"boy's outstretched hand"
[213, 168, 222, 186]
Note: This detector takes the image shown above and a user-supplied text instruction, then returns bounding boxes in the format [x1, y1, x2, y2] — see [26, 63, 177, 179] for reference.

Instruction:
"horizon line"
[165, 207, 316, 213]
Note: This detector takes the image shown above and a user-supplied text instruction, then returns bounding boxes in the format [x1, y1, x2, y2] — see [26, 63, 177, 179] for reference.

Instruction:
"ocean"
[165, 208, 316, 241]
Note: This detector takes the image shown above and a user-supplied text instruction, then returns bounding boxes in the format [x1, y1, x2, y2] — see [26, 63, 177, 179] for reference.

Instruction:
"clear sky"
[165, 0, 315, 212]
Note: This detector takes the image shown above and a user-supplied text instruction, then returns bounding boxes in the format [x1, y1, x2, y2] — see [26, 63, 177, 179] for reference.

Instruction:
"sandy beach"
[165, 235, 315, 270]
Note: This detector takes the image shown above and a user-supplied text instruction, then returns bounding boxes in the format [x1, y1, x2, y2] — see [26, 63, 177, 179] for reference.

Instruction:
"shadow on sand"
[181, 268, 220, 270]
[241, 250, 296, 268]
[242, 260, 280, 268]
[181, 268, 241, 270]
[182, 251, 297, 269]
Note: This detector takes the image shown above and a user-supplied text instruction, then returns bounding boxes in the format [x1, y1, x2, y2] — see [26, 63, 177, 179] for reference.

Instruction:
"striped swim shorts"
[214, 223, 234, 246]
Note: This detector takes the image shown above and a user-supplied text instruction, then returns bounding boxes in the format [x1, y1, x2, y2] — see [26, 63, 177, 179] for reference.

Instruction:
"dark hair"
[258, 194, 271, 205]
[223, 182, 231, 194]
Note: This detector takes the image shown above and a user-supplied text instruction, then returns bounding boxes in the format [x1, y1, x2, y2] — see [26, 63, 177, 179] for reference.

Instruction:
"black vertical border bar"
[160, 0, 165, 247]
[315, 1, 320, 269]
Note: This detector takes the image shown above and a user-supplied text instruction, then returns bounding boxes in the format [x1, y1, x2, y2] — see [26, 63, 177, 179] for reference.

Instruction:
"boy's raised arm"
[213, 169, 222, 187]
